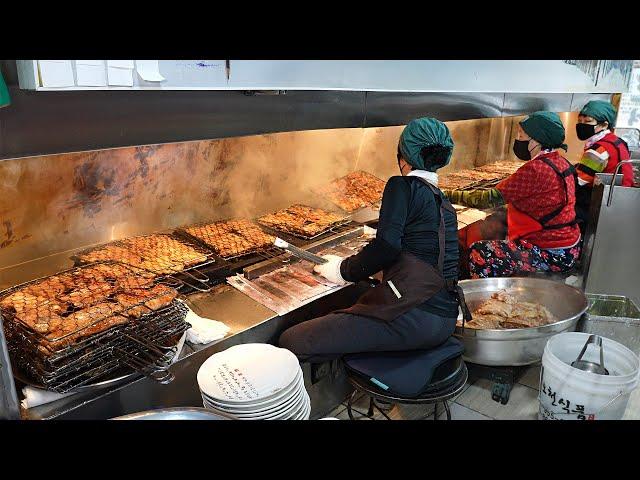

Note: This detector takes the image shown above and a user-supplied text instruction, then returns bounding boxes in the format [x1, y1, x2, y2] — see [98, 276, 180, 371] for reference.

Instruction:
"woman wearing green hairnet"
[575, 100, 632, 236]
[444, 112, 581, 278]
[279, 117, 466, 362]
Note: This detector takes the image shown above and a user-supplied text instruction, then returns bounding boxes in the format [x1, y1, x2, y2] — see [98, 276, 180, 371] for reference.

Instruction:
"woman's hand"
[313, 254, 348, 285]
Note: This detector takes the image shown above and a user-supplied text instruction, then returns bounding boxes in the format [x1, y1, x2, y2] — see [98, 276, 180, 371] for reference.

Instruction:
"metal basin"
[577, 294, 640, 356]
[112, 407, 234, 420]
[456, 277, 589, 366]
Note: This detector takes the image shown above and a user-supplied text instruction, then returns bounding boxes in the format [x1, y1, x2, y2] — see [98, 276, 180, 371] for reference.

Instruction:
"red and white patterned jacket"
[497, 150, 581, 249]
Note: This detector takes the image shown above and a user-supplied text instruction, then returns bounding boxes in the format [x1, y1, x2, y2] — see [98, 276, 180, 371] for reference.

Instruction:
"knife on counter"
[274, 237, 328, 264]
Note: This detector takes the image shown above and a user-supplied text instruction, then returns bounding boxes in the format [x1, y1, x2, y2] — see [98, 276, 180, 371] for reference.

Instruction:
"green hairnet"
[580, 100, 617, 128]
[399, 117, 454, 172]
[520, 111, 568, 151]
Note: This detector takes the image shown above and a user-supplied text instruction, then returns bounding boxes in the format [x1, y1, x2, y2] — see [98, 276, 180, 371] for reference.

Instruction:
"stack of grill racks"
[0, 261, 190, 393]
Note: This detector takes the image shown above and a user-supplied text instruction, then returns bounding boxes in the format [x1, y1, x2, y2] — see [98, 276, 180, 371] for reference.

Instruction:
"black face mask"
[576, 123, 597, 141]
[513, 139, 532, 160]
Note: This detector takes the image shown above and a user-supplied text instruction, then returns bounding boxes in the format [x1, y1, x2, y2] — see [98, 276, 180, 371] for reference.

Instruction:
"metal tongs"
[273, 237, 328, 265]
[571, 334, 609, 375]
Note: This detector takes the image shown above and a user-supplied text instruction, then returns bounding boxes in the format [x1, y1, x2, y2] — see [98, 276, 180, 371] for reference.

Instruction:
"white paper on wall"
[107, 60, 134, 69]
[107, 66, 134, 86]
[616, 67, 640, 129]
[38, 60, 75, 87]
[77, 60, 104, 66]
[75, 60, 107, 86]
[135, 60, 166, 82]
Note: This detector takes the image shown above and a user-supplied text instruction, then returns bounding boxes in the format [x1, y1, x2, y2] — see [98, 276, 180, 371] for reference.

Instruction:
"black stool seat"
[343, 337, 468, 420]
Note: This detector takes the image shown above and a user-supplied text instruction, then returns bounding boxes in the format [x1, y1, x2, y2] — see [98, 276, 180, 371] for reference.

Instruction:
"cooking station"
[2, 216, 379, 419]
[1, 59, 638, 420]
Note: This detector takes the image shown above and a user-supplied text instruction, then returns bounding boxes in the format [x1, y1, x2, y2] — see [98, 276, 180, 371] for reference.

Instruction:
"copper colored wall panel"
[0, 114, 582, 287]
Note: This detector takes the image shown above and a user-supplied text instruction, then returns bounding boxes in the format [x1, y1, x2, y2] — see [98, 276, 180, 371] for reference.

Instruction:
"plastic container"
[539, 332, 640, 420]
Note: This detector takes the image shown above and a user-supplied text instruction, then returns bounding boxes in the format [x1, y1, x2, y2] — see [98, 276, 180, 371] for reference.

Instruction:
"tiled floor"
[322, 362, 640, 420]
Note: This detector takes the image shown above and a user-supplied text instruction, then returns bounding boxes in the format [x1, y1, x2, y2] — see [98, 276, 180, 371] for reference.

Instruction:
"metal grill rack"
[257, 220, 357, 247]
[72, 234, 215, 292]
[0, 261, 190, 393]
[8, 301, 189, 393]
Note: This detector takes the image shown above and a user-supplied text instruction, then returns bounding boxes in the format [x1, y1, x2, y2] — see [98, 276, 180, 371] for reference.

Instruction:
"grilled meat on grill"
[317, 171, 386, 212]
[77, 234, 208, 275]
[258, 204, 346, 238]
[184, 219, 274, 258]
[0, 263, 180, 346]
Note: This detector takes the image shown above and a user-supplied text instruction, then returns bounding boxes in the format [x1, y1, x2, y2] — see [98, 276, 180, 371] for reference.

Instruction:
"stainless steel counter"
[582, 170, 640, 306]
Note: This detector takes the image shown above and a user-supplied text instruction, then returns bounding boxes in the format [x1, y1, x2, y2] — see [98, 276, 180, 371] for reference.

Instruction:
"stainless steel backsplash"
[0, 112, 585, 287]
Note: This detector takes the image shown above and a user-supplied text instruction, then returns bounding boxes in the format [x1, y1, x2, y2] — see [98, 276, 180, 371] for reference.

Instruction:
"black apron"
[337, 178, 472, 324]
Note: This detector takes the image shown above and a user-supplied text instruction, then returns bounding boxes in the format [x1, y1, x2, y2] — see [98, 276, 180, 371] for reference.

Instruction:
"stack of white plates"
[197, 343, 310, 420]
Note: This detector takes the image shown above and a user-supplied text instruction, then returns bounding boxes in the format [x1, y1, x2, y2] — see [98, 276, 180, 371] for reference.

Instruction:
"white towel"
[183, 305, 231, 345]
[21, 387, 76, 410]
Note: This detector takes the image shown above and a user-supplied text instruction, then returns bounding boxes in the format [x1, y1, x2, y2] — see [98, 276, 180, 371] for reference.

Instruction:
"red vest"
[592, 133, 633, 187]
[506, 153, 579, 249]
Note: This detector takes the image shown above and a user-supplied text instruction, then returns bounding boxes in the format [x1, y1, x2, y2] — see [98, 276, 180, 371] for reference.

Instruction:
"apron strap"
[412, 177, 472, 329]
[595, 137, 629, 162]
[414, 178, 450, 274]
[537, 156, 576, 227]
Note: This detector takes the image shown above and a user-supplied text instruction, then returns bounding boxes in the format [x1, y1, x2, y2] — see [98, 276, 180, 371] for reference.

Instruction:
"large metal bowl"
[456, 277, 589, 366]
[112, 407, 234, 420]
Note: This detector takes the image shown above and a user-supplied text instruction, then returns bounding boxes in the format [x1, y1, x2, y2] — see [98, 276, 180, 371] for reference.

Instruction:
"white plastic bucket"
[539, 332, 640, 420]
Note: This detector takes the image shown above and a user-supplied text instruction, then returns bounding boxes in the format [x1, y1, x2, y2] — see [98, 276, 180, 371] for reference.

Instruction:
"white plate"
[287, 391, 310, 420]
[202, 400, 299, 420]
[203, 384, 306, 420]
[200, 369, 301, 408]
[202, 373, 304, 414]
[262, 389, 307, 420]
[299, 399, 311, 420]
[197, 344, 300, 403]
[200, 368, 303, 411]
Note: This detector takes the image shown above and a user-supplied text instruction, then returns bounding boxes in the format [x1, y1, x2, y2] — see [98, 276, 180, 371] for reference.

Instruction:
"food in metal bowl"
[458, 290, 557, 330]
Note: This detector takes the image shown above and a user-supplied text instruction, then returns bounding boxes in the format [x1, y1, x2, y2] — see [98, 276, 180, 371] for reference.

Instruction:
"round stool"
[344, 340, 468, 420]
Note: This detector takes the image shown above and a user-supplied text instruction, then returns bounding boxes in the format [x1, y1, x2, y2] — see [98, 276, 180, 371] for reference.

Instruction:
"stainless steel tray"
[455, 277, 589, 366]
[577, 293, 640, 356]
[14, 368, 138, 393]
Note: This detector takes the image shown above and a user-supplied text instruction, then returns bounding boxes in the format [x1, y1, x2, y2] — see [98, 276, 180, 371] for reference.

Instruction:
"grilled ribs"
[317, 170, 386, 213]
[184, 219, 274, 258]
[258, 204, 346, 238]
[78, 234, 208, 275]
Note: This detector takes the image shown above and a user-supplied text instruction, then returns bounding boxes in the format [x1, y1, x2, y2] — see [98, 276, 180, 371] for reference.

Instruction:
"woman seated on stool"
[279, 117, 463, 363]
[443, 111, 581, 279]
[574, 100, 633, 237]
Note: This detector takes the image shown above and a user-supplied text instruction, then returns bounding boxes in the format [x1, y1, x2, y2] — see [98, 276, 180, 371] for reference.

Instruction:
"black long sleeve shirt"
[340, 175, 459, 318]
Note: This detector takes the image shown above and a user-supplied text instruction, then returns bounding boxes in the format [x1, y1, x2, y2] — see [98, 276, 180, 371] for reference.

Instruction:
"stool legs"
[367, 397, 375, 417]
[346, 392, 394, 420]
[444, 400, 452, 420]
[347, 390, 359, 420]
[347, 391, 454, 420]
[433, 401, 452, 420]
